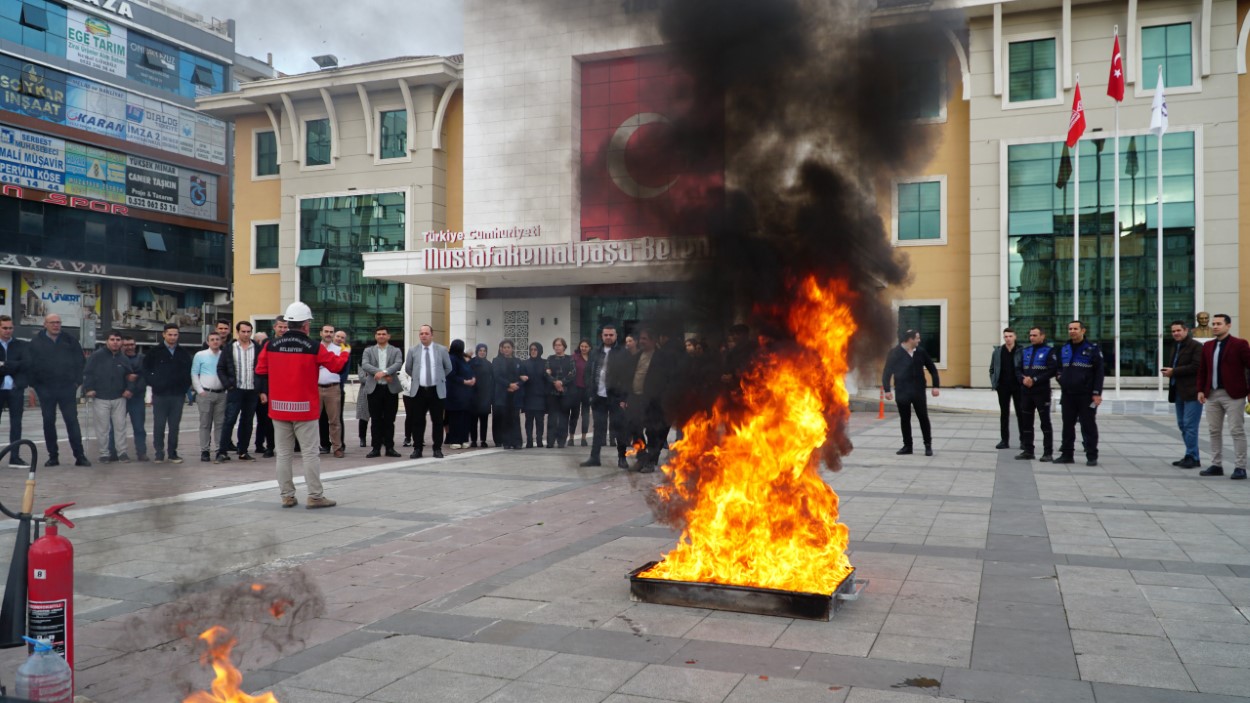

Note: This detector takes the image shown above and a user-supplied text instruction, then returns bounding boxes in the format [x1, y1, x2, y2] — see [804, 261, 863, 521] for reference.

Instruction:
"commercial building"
[0, 0, 265, 347]
[197, 55, 463, 354]
[361, 0, 1246, 389]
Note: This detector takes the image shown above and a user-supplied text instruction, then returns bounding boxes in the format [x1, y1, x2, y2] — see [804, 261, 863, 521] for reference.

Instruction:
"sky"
[173, 0, 464, 75]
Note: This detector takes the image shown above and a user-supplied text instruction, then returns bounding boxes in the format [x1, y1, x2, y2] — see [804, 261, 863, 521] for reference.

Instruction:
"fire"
[626, 439, 646, 457]
[641, 276, 856, 593]
[183, 626, 279, 703]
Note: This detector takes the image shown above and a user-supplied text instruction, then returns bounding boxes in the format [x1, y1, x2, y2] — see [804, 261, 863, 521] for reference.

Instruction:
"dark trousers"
[1019, 391, 1053, 455]
[568, 387, 590, 438]
[492, 400, 522, 448]
[524, 408, 545, 446]
[36, 384, 85, 460]
[367, 387, 399, 449]
[106, 395, 147, 458]
[589, 394, 626, 461]
[996, 385, 1022, 443]
[358, 419, 368, 445]
[446, 409, 471, 445]
[222, 389, 259, 455]
[470, 413, 489, 445]
[1060, 392, 1099, 460]
[409, 387, 445, 450]
[895, 389, 931, 448]
[547, 394, 569, 446]
[0, 387, 24, 447]
[151, 394, 184, 458]
[255, 399, 273, 452]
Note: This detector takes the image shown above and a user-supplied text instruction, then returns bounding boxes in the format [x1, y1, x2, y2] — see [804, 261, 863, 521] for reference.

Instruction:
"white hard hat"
[284, 301, 313, 322]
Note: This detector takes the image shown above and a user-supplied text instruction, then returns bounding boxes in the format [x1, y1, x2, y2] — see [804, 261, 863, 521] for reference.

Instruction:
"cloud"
[174, 0, 463, 74]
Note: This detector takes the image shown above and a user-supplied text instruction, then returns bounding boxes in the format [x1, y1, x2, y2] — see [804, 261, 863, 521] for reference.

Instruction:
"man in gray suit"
[404, 324, 454, 458]
[361, 326, 404, 457]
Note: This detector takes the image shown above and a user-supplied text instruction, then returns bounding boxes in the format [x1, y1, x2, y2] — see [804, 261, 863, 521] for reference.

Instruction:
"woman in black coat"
[491, 340, 524, 450]
[521, 342, 548, 448]
[545, 337, 576, 448]
[443, 339, 475, 448]
[468, 343, 493, 448]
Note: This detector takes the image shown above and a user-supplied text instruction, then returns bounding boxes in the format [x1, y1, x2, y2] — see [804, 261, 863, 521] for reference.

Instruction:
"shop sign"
[66, 10, 128, 77]
[422, 237, 709, 271]
[65, 77, 126, 139]
[124, 155, 177, 212]
[77, 0, 135, 20]
[18, 271, 102, 328]
[0, 59, 66, 124]
[0, 254, 108, 276]
[0, 127, 65, 192]
[65, 142, 125, 203]
[423, 226, 542, 243]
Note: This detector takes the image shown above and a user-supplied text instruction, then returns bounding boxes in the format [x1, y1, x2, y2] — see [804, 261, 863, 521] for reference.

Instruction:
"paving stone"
[616, 664, 744, 703]
[938, 668, 1094, 703]
[1091, 681, 1250, 703]
[970, 625, 1077, 679]
[869, 633, 970, 667]
[772, 621, 878, 656]
[880, 613, 974, 642]
[1170, 639, 1250, 669]
[1138, 585, 1233, 605]
[1070, 631, 1179, 661]
[980, 561, 1056, 578]
[978, 574, 1062, 605]
[280, 656, 415, 696]
[254, 684, 358, 703]
[667, 638, 811, 679]
[796, 653, 945, 691]
[344, 634, 469, 666]
[1184, 664, 1250, 697]
[843, 688, 961, 703]
[556, 629, 688, 664]
[682, 615, 789, 647]
[974, 601, 1070, 633]
[722, 674, 851, 703]
[1148, 600, 1246, 623]
[479, 681, 609, 703]
[428, 641, 556, 678]
[1158, 618, 1250, 645]
[370, 611, 499, 640]
[1076, 654, 1195, 690]
[520, 653, 647, 692]
[367, 668, 510, 703]
[1065, 609, 1166, 637]
[602, 695, 684, 703]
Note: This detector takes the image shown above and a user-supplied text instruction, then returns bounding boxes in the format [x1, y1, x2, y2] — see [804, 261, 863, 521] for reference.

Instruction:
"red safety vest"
[256, 332, 348, 422]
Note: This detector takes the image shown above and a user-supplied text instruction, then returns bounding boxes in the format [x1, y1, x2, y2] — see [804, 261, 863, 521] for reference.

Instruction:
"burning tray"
[626, 562, 865, 621]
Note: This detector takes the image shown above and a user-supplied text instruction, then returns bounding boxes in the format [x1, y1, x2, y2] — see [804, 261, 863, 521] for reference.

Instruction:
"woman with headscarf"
[468, 343, 493, 447]
[442, 339, 475, 448]
[522, 341, 548, 448]
[545, 337, 576, 448]
[491, 339, 524, 450]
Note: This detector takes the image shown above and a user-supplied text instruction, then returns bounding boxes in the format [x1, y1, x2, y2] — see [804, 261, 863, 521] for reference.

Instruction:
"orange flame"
[625, 439, 646, 457]
[641, 276, 856, 594]
[183, 626, 279, 703]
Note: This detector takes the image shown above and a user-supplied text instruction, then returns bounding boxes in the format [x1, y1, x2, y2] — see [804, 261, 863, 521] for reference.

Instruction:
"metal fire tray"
[626, 562, 865, 621]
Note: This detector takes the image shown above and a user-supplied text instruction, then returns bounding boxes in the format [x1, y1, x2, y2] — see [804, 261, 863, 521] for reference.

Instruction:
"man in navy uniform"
[1015, 326, 1058, 462]
[1055, 320, 1104, 466]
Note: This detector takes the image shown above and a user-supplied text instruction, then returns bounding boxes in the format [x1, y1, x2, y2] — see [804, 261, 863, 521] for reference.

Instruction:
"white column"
[449, 283, 478, 347]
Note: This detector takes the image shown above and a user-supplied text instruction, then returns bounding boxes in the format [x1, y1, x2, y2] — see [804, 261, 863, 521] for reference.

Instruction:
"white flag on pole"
[1150, 66, 1168, 136]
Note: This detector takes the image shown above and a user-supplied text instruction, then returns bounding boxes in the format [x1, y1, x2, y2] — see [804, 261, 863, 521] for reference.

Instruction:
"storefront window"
[1006, 132, 1196, 376]
[298, 192, 406, 348]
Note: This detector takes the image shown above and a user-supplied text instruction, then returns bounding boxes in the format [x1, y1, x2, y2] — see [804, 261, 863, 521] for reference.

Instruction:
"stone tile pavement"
[1, 408, 1249, 701]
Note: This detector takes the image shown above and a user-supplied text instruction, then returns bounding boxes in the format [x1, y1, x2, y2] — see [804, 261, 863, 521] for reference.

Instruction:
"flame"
[626, 439, 646, 457]
[183, 626, 279, 703]
[641, 276, 856, 593]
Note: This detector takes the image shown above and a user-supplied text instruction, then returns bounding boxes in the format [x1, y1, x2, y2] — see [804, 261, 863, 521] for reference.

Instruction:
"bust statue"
[1193, 311, 1212, 338]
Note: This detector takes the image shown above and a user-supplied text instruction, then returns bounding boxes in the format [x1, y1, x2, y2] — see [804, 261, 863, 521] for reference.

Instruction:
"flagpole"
[1155, 64, 1165, 398]
[1074, 73, 1081, 320]
[1113, 28, 1122, 396]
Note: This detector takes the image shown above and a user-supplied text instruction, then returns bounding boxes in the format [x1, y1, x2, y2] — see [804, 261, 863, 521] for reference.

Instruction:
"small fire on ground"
[642, 277, 856, 594]
[182, 583, 286, 703]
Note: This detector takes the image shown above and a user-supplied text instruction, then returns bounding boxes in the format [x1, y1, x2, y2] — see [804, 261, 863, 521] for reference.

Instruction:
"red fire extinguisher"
[27, 502, 74, 691]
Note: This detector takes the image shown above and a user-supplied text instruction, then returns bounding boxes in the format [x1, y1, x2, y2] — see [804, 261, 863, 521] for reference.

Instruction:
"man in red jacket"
[257, 302, 349, 508]
[1196, 314, 1250, 480]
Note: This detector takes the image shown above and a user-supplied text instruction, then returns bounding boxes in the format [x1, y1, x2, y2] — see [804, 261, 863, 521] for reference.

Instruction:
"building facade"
[197, 56, 463, 356]
[362, 0, 1248, 390]
[0, 0, 249, 347]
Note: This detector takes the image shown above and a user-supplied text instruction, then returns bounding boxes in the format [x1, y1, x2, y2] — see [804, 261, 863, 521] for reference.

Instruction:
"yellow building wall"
[879, 54, 972, 386]
[231, 113, 283, 327]
[1240, 1, 1250, 334]
[446, 90, 463, 234]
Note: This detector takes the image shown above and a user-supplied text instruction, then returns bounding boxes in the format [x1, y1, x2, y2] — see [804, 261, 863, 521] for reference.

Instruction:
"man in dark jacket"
[1055, 320, 1104, 466]
[881, 329, 941, 456]
[989, 328, 1022, 449]
[1164, 320, 1204, 468]
[218, 320, 260, 461]
[118, 336, 147, 461]
[27, 314, 89, 467]
[83, 331, 132, 464]
[0, 315, 30, 467]
[580, 324, 630, 469]
[619, 328, 676, 472]
[143, 323, 193, 463]
[1196, 313, 1250, 479]
[1015, 326, 1058, 462]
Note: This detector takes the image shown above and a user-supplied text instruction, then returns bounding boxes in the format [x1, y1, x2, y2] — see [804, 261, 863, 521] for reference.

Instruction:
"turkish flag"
[1065, 82, 1086, 148]
[580, 55, 724, 241]
[1107, 35, 1124, 102]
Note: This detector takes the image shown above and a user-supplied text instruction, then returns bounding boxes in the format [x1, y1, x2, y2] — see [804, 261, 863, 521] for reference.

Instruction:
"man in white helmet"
[256, 302, 349, 508]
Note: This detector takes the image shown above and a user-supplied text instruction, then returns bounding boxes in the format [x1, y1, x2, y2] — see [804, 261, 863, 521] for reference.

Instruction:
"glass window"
[255, 131, 278, 177]
[298, 192, 406, 348]
[295, 248, 326, 267]
[305, 118, 331, 167]
[254, 223, 278, 269]
[0, 1, 67, 62]
[178, 50, 225, 98]
[896, 181, 942, 241]
[1008, 38, 1057, 103]
[20, 4, 48, 31]
[1006, 132, 1196, 376]
[143, 231, 166, 251]
[897, 305, 942, 363]
[897, 60, 943, 120]
[1142, 23, 1192, 89]
[127, 33, 179, 93]
[379, 109, 407, 159]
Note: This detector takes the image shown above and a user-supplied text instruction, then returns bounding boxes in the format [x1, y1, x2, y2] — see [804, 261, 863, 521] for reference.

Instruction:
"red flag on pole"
[1107, 34, 1124, 102]
[1066, 82, 1086, 148]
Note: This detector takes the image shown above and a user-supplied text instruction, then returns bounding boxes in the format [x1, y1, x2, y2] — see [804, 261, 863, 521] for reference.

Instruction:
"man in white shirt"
[192, 333, 228, 463]
[403, 324, 453, 459]
[317, 324, 346, 458]
[219, 321, 260, 461]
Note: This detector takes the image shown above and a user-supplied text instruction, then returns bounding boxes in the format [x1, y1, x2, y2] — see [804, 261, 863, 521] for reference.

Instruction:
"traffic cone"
[877, 389, 886, 420]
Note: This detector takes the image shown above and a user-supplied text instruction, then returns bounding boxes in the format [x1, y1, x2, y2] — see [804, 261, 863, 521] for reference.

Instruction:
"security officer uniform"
[1057, 339, 1104, 465]
[1015, 342, 1058, 460]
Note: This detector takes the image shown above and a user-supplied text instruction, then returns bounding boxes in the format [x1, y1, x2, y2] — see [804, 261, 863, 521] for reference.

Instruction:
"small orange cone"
[877, 388, 886, 419]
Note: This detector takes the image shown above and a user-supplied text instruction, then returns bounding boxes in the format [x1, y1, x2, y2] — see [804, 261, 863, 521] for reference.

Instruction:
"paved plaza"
[1, 406, 1250, 702]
